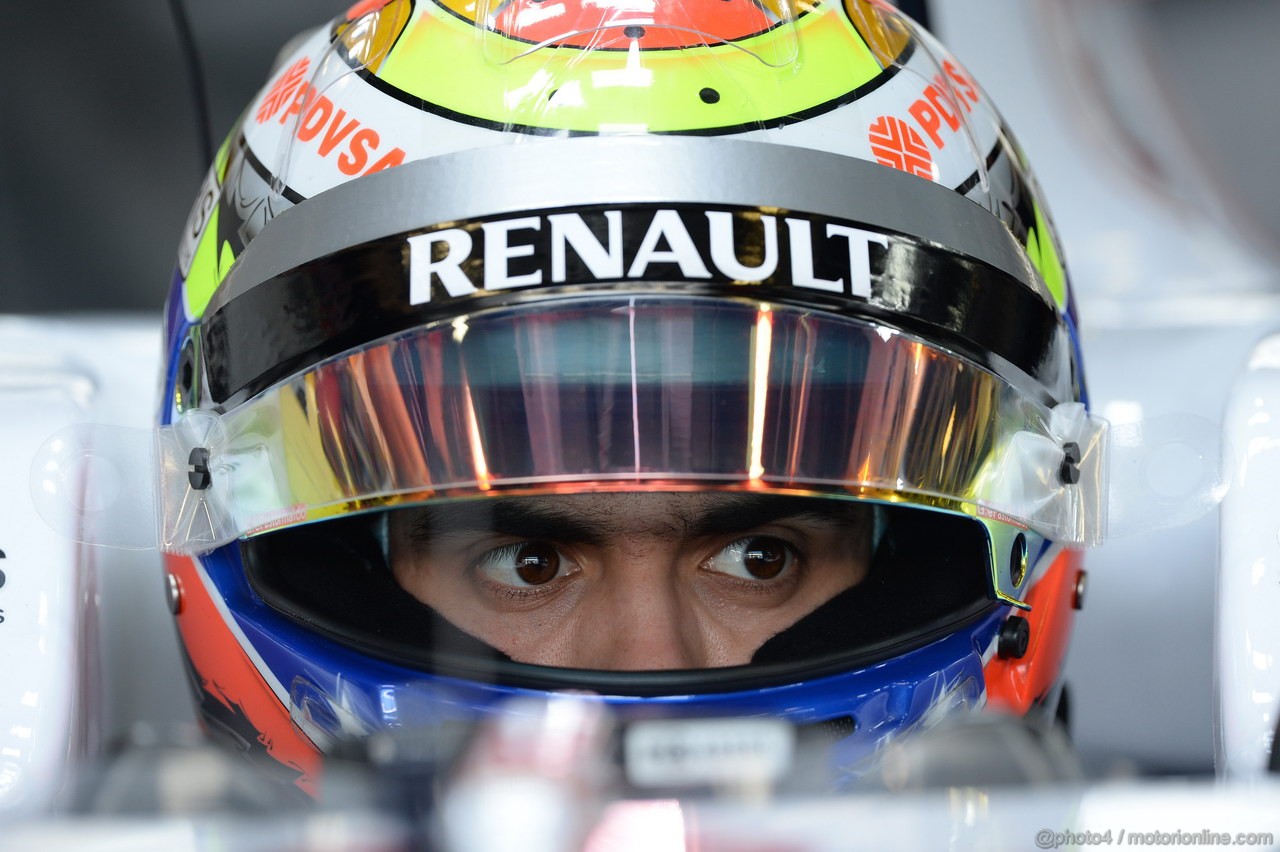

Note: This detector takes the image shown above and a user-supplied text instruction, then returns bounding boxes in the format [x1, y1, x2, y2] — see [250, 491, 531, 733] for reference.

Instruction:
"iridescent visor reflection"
[162, 296, 1106, 552]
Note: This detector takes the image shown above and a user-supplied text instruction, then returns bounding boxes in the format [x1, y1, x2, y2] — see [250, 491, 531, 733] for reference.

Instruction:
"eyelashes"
[473, 541, 580, 599]
[702, 535, 799, 582]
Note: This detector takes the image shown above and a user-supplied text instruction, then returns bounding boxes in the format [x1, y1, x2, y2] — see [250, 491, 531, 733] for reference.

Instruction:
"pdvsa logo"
[869, 59, 982, 180]
[256, 58, 311, 125]
[868, 116, 932, 179]
[254, 56, 407, 178]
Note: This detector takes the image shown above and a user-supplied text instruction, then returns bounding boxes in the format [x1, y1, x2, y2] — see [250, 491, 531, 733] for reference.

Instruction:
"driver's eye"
[475, 541, 570, 587]
[706, 535, 797, 581]
[513, 542, 561, 585]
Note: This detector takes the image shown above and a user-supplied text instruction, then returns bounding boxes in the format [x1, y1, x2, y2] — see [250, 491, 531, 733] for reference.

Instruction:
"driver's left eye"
[476, 541, 571, 587]
[705, 535, 797, 581]
[512, 542, 561, 585]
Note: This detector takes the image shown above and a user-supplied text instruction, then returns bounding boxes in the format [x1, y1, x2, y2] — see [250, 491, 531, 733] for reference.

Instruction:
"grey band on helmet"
[207, 137, 1048, 316]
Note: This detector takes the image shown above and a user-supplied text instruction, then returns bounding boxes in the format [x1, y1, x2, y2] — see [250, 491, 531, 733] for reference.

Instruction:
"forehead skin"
[389, 492, 870, 670]
[398, 492, 868, 545]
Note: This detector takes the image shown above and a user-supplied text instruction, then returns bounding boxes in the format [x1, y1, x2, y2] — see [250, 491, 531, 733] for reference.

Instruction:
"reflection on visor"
[154, 296, 1105, 553]
[469, 0, 802, 68]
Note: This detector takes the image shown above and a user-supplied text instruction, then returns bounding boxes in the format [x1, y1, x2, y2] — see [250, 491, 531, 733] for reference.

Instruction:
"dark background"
[1, 1, 343, 314]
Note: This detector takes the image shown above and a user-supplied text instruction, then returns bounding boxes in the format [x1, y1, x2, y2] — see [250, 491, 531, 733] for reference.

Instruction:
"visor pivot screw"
[1072, 569, 1087, 611]
[1009, 533, 1028, 587]
[176, 334, 199, 413]
[188, 447, 212, 490]
[1058, 442, 1082, 485]
[165, 572, 183, 615]
[997, 615, 1031, 660]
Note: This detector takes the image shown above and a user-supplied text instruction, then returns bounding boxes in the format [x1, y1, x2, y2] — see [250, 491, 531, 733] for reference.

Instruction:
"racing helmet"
[157, 0, 1102, 792]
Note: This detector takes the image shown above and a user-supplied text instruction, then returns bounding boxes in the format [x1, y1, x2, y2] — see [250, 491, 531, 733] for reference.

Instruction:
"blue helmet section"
[1062, 295, 1090, 410]
[161, 272, 195, 429]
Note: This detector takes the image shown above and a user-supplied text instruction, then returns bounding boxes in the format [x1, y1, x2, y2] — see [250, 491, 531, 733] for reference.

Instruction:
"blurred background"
[3, 0, 1279, 779]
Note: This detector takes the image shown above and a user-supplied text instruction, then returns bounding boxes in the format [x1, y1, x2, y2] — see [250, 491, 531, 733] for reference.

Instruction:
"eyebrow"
[410, 500, 611, 546]
[684, 496, 857, 538]
[407, 494, 861, 546]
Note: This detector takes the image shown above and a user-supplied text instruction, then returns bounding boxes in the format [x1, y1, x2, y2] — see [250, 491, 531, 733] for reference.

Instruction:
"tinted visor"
[160, 295, 1104, 557]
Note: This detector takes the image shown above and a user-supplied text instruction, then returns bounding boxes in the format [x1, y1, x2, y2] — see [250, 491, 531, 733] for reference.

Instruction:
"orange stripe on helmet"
[984, 549, 1083, 715]
[346, 0, 396, 21]
[486, 0, 776, 50]
[166, 553, 324, 795]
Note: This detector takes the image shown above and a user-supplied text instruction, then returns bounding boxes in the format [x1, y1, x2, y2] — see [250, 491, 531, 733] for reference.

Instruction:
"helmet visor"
[159, 295, 1105, 558]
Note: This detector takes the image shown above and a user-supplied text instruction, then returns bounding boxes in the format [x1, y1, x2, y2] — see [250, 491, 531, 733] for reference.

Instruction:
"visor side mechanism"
[997, 615, 1031, 660]
[188, 447, 212, 490]
[175, 328, 203, 414]
[1009, 533, 1027, 587]
[1058, 441, 1082, 485]
[166, 571, 184, 615]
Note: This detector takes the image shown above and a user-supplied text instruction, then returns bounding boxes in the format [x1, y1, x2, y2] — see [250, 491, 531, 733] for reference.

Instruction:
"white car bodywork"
[0, 317, 194, 814]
